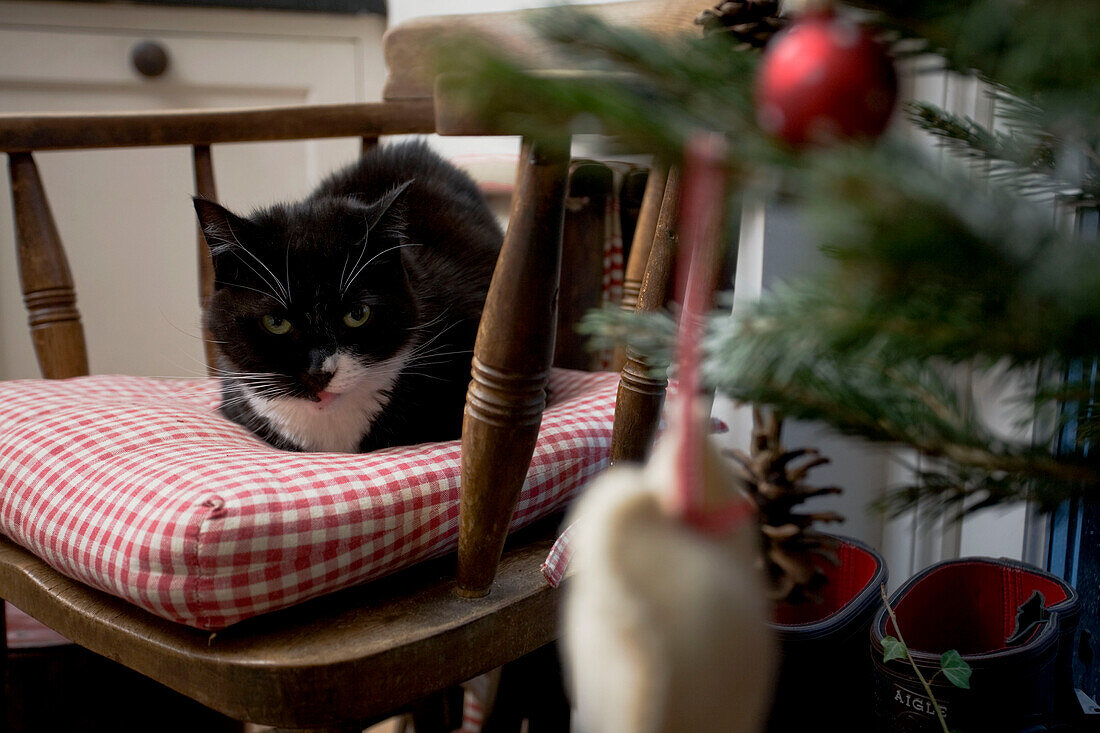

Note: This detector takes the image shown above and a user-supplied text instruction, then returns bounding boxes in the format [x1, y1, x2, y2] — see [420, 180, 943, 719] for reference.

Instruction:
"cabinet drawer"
[0, 8, 385, 380]
[0, 27, 360, 110]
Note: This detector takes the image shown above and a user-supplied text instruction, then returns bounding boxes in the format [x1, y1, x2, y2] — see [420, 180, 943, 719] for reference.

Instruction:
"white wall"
[0, 2, 385, 380]
[714, 196, 890, 553]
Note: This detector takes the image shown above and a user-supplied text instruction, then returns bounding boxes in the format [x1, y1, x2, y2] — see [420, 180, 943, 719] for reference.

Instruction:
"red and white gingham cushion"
[0, 369, 618, 629]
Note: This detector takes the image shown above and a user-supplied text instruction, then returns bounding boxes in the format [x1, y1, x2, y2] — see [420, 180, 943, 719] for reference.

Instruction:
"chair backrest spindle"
[555, 161, 611, 370]
[611, 164, 668, 371]
[609, 167, 678, 464]
[7, 152, 89, 379]
[620, 164, 667, 313]
[192, 144, 218, 375]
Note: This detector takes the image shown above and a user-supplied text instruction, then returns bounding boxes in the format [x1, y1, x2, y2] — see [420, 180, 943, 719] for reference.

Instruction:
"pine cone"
[694, 1, 788, 49]
[728, 408, 844, 603]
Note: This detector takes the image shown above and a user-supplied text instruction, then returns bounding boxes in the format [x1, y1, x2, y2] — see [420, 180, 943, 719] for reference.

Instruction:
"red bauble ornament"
[754, 11, 897, 146]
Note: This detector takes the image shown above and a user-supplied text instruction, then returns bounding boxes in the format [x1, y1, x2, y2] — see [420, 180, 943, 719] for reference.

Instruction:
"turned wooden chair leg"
[457, 135, 571, 597]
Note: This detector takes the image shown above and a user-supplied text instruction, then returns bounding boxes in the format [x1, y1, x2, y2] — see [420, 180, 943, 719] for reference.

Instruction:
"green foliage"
[791, 146, 1100, 366]
[907, 99, 1098, 201]
[882, 635, 908, 662]
[709, 147, 1100, 509]
[880, 639, 974, 690]
[939, 650, 973, 689]
[850, 0, 1100, 127]
[577, 307, 676, 371]
[449, 3, 1100, 514]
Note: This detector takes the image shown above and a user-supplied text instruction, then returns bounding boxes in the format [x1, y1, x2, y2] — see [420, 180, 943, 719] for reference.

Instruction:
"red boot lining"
[890, 562, 1068, 654]
[773, 541, 880, 626]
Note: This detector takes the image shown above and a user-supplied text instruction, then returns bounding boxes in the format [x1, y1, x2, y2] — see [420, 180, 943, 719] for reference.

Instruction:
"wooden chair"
[0, 4, 698, 729]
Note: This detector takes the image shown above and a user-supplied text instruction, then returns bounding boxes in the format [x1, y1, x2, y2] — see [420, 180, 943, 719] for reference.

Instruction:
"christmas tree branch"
[907, 100, 1098, 200]
[799, 147, 1100, 365]
[851, 0, 1100, 124]
[444, 4, 1100, 516]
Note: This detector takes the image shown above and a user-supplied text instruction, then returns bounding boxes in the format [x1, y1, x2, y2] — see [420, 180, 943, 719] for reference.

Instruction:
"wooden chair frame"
[0, 99, 675, 729]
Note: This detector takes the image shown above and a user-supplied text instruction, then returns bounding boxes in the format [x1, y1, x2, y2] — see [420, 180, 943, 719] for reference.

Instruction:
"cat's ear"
[193, 197, 253, 254]
[364, 180, 413, 230]
[193, 198, 256, 282]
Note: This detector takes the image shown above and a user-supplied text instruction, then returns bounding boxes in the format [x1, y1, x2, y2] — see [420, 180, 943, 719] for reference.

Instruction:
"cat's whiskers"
[228, 386, 286, 401]
[226, 225, 292, 304]
[405, 319, 463, 361]
[204, 364, 278, 378]
[219, 378, 289, 406]
[406, 346, 473, 361]
[213, 368, 291, 396]
[167, 353, 232, 377]
[214, 279, 288, 307]
[405, 358, 469, 370]
[404, 306, 452, 333]
[284, 236, 293, 307]
[225, 379, 285, 390]
[395, 371, 450, 382]
[339, 232, 370, 294]
[213, 227, 291, 307]
[158, 314, 232, 346]
[341, 243, 423, 295]
[404, 353, 474, 372]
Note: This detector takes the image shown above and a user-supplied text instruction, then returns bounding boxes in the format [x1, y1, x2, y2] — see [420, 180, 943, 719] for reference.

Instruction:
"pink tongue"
[315, 390, 339, 406]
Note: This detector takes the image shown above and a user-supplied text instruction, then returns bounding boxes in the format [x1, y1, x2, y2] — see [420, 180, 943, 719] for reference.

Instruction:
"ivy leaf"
[882, 635, 908, 662]
[940, 649, 972, 689]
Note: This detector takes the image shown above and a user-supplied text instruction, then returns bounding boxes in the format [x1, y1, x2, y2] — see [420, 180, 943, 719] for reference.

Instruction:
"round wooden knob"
[131, 41, 170, 78]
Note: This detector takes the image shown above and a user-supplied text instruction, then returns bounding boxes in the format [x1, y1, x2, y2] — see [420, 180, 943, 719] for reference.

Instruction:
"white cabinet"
[0, 2, 386, 379]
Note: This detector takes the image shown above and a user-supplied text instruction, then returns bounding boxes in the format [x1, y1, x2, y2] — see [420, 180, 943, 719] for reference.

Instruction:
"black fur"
[193, 141, 502, 451]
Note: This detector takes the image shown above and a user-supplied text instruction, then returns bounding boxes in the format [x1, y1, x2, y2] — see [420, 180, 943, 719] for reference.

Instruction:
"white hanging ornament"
[563, 133, 776, 733]
[564, 421, 776, 733]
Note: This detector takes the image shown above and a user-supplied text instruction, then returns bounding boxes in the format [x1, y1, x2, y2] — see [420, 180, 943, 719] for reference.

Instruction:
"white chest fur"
[245, 349, 408, 453]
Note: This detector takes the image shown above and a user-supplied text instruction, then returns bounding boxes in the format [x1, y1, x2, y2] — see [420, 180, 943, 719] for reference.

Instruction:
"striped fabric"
[0, 369, 618, 629]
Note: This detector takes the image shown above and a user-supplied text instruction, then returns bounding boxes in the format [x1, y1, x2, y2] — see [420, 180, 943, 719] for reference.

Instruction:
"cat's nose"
[302, 368, 333, 394]
[303, 349, 334, 393]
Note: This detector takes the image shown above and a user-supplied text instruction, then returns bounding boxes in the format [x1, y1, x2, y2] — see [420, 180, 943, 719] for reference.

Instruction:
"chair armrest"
[382, 0, 704, 102]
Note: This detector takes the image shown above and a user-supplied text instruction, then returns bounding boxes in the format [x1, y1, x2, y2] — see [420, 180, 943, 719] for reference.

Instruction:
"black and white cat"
[193, 141, 502, 452]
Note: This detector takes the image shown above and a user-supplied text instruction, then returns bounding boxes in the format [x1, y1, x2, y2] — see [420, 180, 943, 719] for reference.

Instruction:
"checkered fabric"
[537, 414, 728, 589]
[0, 369, 618, 630]
[540, 523, 575, 589]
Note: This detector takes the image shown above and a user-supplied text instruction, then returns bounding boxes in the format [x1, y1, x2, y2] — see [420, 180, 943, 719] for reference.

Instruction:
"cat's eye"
[343, 305, 372, 328]
[260, 314, 292, 335]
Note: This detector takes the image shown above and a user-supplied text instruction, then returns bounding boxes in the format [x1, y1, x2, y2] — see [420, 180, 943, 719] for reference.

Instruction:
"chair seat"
[0, 369, 618, 630]
[0, 517, 563, 728]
